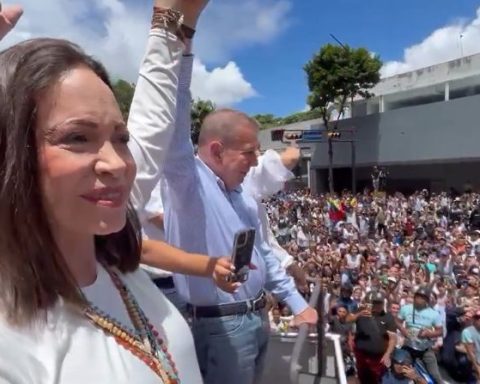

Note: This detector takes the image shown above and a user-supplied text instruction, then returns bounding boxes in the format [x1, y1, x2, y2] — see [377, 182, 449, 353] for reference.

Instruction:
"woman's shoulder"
[0, 305, 76, 383]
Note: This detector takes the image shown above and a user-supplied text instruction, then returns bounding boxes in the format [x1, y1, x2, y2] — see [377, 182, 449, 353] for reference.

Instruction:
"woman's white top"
[345, 253, 361, 269]
[0, 265, 202, 384]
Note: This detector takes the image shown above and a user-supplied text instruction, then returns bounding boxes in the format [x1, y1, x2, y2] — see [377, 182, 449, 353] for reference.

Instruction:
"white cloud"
[192, 59, 256, 106]
[382, 8, 480, 77]
[302, 104, 311, 112]
[0, 0, 291, 106]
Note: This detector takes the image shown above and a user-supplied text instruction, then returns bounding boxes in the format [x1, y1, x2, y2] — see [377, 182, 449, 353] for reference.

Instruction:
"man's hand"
[292, 306, 318, 327]
[380, 353, 391, 368]
[154, 0, 209, 29]
[417, 328, 435, 339]
[280, 145, 301, 171]
[402, 366, 419, 380]
[0, 4, 23, 41]
[357, 307, 372, 318]
[210, 257, 241, 293]
[287, 263, 309, 293]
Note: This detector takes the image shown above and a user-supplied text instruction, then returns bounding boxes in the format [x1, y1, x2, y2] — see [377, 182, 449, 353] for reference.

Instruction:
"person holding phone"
[159, 30, 317, 384]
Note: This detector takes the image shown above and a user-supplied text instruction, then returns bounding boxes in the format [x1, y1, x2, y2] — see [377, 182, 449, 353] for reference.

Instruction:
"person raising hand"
[0, 3, 23, 41]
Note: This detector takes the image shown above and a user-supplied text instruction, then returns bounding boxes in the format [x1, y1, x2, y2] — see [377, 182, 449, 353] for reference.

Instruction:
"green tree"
[252, 114, 282, 129]
[191, 99, 215, 145]
[304, 44, 382, 193]
[112, 79, 135, 120]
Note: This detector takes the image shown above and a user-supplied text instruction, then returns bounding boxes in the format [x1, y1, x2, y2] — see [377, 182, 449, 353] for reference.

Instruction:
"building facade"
[260, 53, 480, 194]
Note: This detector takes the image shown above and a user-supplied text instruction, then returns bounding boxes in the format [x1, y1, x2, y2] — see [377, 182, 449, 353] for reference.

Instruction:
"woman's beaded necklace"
[82, 263, 179, 383]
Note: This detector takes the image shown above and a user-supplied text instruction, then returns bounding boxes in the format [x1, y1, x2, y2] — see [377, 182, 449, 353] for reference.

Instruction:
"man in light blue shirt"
[161, 51, 317, 384]
[397, 287, 443, 383]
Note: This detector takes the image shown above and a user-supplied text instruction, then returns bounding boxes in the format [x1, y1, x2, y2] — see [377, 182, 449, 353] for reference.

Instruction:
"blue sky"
[232, 0, 480, 116]
[4, 0, 480, 119]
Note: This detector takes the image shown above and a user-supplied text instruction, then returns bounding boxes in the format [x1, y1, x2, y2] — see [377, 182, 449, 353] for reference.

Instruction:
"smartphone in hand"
[230, 229, 256, 283]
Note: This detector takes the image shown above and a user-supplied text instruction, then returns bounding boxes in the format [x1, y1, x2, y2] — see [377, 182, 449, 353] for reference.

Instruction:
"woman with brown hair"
[0, 1, 212, 382]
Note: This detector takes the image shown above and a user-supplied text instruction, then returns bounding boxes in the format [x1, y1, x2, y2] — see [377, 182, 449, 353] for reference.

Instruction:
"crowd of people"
[266, 188, 480, 383]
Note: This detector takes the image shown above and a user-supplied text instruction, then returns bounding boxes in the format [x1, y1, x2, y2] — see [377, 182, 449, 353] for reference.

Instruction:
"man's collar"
[196, 156, 243, 194]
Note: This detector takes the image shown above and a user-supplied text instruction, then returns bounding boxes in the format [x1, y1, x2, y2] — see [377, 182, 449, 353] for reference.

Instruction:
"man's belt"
[187, 291, 267, 318]
[152, 276, 175, 290]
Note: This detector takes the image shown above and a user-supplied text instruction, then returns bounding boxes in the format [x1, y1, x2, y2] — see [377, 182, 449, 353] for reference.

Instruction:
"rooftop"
[374, 52, 480, 96]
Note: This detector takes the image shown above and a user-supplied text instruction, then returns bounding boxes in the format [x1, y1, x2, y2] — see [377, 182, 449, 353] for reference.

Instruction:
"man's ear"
[210, 141, 223, 161]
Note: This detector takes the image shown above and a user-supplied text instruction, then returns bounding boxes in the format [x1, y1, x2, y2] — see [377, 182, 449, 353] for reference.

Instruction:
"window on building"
[271, 129, 284, 142]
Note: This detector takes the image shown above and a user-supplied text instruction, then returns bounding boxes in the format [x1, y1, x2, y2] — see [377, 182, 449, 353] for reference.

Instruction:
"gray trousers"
[404, 346, 443, 383]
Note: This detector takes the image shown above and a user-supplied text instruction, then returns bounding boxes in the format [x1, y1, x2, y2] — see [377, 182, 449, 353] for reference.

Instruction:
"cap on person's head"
[387, 276, 397, 284]
[392, 349, 413, 366]
[469, 266, 480, 276]
[341, 283, 353, 292]
[366, 290, 385, 303]
[414, 286, 430, 302]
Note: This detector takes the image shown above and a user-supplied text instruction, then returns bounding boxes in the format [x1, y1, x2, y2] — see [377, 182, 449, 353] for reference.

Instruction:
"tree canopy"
[304, 43, 382, 193]
[191, 98, 216, 145]
[112, 79, 135, 120]
[252, 110, 325, 130]
[304, 43, 382, 128]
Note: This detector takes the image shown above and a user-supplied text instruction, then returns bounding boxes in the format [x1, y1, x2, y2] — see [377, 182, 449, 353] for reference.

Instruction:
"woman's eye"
[65, 133, 89, 144]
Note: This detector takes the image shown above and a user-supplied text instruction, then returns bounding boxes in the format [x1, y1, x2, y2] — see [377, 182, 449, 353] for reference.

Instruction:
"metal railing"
[289, 283, 347, 384]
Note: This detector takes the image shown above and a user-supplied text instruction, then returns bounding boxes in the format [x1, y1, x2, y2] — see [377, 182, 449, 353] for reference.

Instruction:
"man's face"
[337, 307, 347, 320]
[372, 301, 384, 314]
[414, 294, 428, 309]
[392, 362, 411, 376]
[217, 124, 259, 190]
[438, 285, 446, 295]
[465, 285, 475, 298]
[474, 317, 480, 329]
[341, 288, 352, 298]
[272, 309, 281, 324]
[390, 303, 400, 316]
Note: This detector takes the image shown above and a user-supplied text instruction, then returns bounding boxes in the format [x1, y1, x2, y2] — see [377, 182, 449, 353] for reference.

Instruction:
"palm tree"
[191, 99, 215, 145]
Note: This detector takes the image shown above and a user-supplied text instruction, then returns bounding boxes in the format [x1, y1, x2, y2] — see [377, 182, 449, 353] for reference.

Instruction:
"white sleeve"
[258, 203, 294, 269]
[268, 226, 294, 269]
[127, 29, 184, 222]
[144, 180, 164, 220]
[243, 149, 294, 202]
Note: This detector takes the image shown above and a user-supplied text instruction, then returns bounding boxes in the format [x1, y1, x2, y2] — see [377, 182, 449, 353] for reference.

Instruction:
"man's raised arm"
[127, 2, 184, 218]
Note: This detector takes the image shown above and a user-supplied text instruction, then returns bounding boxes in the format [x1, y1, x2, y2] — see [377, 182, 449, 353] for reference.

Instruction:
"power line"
[329, 33, 347, 50]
